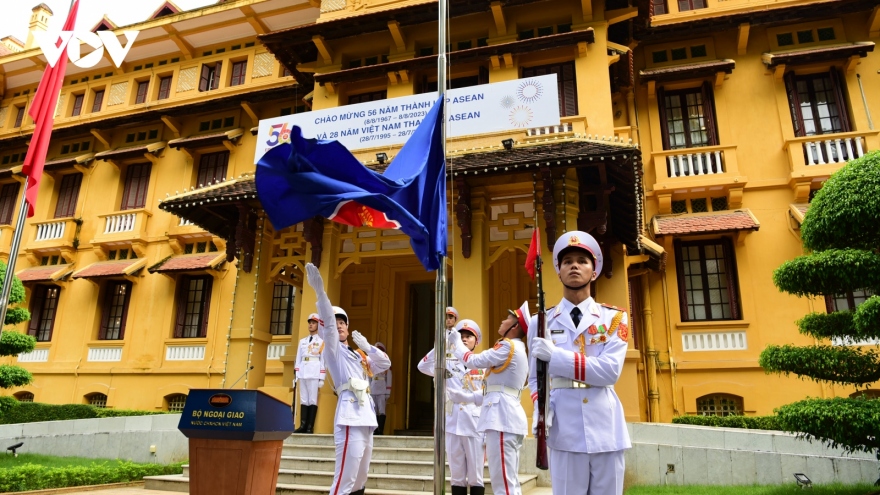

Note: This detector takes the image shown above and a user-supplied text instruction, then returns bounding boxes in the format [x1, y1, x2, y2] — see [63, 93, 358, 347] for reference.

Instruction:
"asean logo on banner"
[328, 201, 401, 229]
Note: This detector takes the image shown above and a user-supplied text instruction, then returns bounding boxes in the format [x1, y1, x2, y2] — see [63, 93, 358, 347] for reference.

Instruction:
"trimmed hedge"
[672, 415, 783, 431]
[0, 461, 183, 492]
[0, 402, 168, 425]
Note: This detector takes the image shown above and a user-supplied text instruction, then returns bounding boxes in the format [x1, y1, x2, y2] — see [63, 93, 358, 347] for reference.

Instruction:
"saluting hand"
[352, 331, 371, 351]
[306, 263, 324, 294]
[530, 336, 557, 362]
[446, 328, 462, 349]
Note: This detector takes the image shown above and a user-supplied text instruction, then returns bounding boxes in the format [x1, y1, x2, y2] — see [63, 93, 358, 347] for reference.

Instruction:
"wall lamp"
[502, 139, 514, 150]
[376, 152, 388, 164]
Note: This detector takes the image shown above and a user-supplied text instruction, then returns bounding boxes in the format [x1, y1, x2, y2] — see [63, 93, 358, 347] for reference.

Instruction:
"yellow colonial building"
[0, 0, 877, 435]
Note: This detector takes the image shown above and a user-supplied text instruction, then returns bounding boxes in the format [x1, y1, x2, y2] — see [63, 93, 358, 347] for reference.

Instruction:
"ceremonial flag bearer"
[528, 231, 632, 495]
[306, 263, 390, 495]
[448, 316, 529, 495]
[294, 312, 325, 433]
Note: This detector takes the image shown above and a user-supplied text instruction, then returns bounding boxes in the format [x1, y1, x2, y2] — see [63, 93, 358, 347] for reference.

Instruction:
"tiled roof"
[72, 259, 146, 279]
[0, 45, 13, 57]
[762, 42, 874, 68]
[167, 128, 243, 149]
[148, 253, 226, 273]
[790, 203, 810, 224]
[639, 59, 735, 83]
[652, 209, 760, 236]
[95, 142, 165, 161]
[16, 264, 73, 282]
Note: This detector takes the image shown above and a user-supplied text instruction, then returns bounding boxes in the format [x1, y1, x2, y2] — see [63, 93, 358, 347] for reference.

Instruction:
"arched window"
[166, 394, 188, 412]
[849, 390, 880, 399]
[14, 392, 33, 402]
[696, 393, 743, 417]
[87, 393, 108, 408]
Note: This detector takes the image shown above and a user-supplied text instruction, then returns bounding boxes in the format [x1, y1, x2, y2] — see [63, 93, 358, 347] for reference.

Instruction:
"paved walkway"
[32, 485, 554, 495]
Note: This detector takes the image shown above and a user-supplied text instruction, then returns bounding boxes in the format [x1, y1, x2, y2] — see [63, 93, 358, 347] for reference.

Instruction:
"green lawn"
[0, 453, 119, 469]
[626, 484, 879, 495]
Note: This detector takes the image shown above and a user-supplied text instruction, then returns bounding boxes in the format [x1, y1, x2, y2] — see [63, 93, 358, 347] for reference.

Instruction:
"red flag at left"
[525, 225, 541, 280]
[21, 0, 81, 218]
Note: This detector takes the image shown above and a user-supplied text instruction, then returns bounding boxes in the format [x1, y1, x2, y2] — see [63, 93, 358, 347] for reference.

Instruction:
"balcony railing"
[35, 220, 67, 241]
[104, 212, 136, 234]
[179, 217, 194, 227]
[92, 209, 151, 245]
[802, 135, 865, 166]
[652, 144, 742, 191]
[27, 218, 79, 253]
[87, 346, 123, 362]
[785, 131, 879, 182]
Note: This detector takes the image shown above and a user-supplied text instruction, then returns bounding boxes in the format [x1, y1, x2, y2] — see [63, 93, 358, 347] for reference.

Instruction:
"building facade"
[0, 0, 877, 434]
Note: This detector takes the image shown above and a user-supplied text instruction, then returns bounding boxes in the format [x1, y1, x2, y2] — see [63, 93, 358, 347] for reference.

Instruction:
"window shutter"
[673, 239, 690, 321]
[829, 67, 851, 133]
[27, 286, 45, 337]
[722, 237, 741, 319]
[784, 72, 805, 137]
[560, 62, 578, 117]
[657, 87, 671, 150]
[0, 183, 20, 225]
[211, 62, 222, 90]
[121, 163, 152, 210]
[54, 173, 82, 218]
[478, 66, 489, 85]
[117, 282, 132, 339]
[199, 65, 210, 92]
[200, 277, 213, 337]
[99, 283, 113, 340]
[700, 81, 719, 146]
[174, 277, 187, 338]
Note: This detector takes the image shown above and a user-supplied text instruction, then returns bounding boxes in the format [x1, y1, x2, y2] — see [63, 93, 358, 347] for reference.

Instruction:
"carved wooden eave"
[302, 216, 324, 267]
[454, 177, 472, 258]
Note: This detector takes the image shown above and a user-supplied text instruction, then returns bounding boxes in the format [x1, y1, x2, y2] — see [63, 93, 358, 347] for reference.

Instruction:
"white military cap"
[331, 306, 348, 324]
[455, 319, 482, 344]
[375, 342, 386, 352]
[553, 230, 603, 277]
[307, 313, 320, 322]
[446, 307, 459, 318]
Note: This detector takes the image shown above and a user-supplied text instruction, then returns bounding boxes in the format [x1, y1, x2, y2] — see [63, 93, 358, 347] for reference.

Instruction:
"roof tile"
[72, 259, 143, 279]
[653, 210, 759, 236]
[148, 253, 226, 273]
[16, 265, 72, 282]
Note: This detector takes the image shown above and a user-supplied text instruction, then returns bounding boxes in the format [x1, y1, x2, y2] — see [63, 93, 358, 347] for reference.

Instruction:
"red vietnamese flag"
[21, 0, 81, 218]
[525, 225, 541, 280]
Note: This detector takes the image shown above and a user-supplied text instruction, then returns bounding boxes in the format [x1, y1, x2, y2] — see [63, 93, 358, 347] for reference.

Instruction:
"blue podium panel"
[178, 389, 294, 441]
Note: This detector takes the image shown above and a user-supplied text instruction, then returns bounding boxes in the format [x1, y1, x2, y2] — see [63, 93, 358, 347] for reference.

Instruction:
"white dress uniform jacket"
[317, 299, 390, 427]
[454, 338, 528, 436]
[418, 346, 484, 437]
[527, 297, 632, 453]
[295, 334, 326, 380]
[370, 369, 392, 414]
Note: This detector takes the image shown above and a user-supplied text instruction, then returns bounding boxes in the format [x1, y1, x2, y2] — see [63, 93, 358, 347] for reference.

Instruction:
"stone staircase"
[145, 433, 540, 494]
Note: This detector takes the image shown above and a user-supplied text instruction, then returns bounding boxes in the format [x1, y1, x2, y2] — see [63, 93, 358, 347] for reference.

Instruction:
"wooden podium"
[178, 389, 294, 495]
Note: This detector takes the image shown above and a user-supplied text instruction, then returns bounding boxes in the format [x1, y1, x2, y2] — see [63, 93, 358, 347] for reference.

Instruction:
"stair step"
[183, 458, 492, 477]
[285, 433, 436, 449]
[283, 444, 436, 461]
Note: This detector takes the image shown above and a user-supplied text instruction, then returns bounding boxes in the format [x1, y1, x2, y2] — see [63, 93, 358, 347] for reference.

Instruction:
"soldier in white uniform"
[370, 342, 391, 435]
[446, 306, 459, 330]
[418, 320, 486, 495]
[294, 312, 325, 433]
[528, 231, 632, 495]
[448, 316, 529, 495]
[306, 263, 391, 495]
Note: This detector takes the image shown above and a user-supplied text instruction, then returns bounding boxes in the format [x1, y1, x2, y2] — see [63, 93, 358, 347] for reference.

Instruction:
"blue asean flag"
[256, 97, 447, 271]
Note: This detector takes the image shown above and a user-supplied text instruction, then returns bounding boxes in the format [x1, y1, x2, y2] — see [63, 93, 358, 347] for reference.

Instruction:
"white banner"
[255, 74, 560, 161]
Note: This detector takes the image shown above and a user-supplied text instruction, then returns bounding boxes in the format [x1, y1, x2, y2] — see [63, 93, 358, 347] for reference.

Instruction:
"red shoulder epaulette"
[600, 303, 622, 312]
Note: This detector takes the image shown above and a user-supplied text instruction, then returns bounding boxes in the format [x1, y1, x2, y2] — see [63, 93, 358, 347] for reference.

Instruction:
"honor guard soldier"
[294, 312, 326, 434]
[446, 306, 459, 330]
[370, 342, 391, 435]
[306, 263, 391, 495]
[528, 231, 632, 495]
[418, 320, 486, 495]
[448, 315, 529, 495]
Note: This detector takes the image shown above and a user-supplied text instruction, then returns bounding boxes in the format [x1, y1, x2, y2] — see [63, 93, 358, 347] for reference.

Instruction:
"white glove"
[306, 263, 324, 294]
[318, 380, 325, 388]
[530, 336, 557, 362]
[448, 389, 470, 403]
[531, 399, 539, 435]
[352, 330, 371, 351]
[446, 328, 461, 348]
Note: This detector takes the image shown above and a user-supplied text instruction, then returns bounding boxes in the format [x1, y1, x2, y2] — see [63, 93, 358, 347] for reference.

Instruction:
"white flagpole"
[0, 178, 31, 332]
[433, 0, 449, 491]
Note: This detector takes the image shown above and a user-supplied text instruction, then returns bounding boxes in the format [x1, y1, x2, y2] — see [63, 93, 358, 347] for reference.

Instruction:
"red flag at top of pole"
[525, 225, 541, 280]
[21, 0, 81, 218]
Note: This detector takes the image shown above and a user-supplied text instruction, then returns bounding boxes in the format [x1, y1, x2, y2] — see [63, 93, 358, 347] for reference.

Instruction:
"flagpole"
[0, 177, 31, 332]
[433, 0, 448, 491]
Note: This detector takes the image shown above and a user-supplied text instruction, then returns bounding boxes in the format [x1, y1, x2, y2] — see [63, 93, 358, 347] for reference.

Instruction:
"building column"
[452, 188, 490, 349]
[225, 215, 274, 392]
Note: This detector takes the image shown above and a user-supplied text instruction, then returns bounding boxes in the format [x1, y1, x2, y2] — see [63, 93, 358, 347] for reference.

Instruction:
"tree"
[0, 260, 34, 390]
[760, 151, 880, 471]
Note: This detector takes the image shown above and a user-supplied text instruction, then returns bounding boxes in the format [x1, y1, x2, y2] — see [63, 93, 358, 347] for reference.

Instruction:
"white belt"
[336, 377, 371, 405]
[551, 377, 609, 390]
[303, 357, 319, 362]
[485, 384, 522, 399]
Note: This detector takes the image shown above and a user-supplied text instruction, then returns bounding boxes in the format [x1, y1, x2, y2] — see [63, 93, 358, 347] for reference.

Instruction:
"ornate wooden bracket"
[454, 177, 472, 258]
[230, 204, 257, 273]
[303, 216, 324, 267]
[540, 167, 557, 251]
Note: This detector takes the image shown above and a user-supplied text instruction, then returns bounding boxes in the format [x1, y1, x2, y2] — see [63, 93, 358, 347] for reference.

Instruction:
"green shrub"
[0, 396, 18, 417]
[0, 460, 183, 492]
[0, 402, 166, 425]
[672, 415, 783, 431]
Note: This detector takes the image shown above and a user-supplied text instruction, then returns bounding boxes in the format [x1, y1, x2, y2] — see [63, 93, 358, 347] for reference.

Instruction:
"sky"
[0, 0, 218, 44]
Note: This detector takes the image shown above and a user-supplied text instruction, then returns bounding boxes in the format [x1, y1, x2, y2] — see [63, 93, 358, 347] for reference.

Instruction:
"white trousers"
[548, 448, 625, 495]
[329, 424, 373, 495]
[298, 378, 320, 406]
[371, 393, 387, 414]
[485, 430, 522, 495]
[447, 433, 484, 488]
